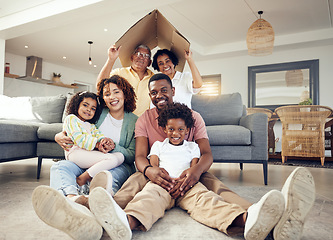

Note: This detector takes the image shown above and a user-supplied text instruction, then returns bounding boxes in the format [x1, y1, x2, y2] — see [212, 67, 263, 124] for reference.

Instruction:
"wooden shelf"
[47, 82, 78, 89]
[4, 73, 19, 78]
[4, 73, 77, 89]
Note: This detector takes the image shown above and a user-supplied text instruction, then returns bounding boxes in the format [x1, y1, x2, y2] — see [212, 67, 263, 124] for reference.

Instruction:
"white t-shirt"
[98, 113, 123, 144]
[148, 138, 201, 178]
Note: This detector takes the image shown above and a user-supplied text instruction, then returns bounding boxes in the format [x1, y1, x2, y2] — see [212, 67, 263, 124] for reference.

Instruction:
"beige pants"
[113, 172, 251, 235]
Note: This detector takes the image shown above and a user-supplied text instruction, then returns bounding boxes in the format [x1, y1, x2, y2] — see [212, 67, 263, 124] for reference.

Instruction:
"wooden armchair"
[275, 105, 333, 165]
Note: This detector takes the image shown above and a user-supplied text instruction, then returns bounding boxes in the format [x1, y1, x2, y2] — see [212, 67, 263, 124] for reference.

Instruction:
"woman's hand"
[184, 49, 193, 61]
[100, 138, 115, 153]
[54, 131, 73, 151]
[145, 166, 175, 192]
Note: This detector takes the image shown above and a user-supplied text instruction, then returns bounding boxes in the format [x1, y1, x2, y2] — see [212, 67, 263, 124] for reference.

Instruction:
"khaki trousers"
[113, 171, 251, 234]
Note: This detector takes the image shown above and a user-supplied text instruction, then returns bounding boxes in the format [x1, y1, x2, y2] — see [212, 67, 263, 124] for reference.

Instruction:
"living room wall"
[3, 52, 97, 97]
[192, 44, 333, 152]
[193, 44, 333, 110]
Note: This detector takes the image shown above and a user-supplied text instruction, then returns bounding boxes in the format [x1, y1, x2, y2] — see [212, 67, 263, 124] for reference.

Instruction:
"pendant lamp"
[246, 11, 274, 56]
[88, 41, 93, 65]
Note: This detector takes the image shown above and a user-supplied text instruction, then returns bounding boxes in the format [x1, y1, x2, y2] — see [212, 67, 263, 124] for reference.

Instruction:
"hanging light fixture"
[246, 11, 275, 56]
[285, 69, 304, 87]
[88, 41, 93, 65]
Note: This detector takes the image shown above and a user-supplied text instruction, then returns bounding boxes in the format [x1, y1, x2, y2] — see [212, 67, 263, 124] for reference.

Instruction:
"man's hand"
[145, 166, 175, 192]
[171, 165, 202, 198]
[55, 131, 73, 151]
[108, 45, 121, 62]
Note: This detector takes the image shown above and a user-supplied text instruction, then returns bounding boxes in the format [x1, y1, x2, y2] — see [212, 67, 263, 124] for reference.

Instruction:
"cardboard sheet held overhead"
[115, 9, 190, 72]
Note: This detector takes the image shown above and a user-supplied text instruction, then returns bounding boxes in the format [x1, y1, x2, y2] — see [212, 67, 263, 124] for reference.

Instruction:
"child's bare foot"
[76, 172, 92, 186]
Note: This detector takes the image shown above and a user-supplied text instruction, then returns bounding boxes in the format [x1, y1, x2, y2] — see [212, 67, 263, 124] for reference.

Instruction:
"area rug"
[268, 159, 333, 169]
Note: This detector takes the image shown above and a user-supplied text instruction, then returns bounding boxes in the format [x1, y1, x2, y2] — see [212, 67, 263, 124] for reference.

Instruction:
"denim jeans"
[50, 160, 134, 196]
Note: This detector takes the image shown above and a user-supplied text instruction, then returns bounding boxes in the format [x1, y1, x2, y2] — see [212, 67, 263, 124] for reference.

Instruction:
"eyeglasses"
[134, 51, 150, 59]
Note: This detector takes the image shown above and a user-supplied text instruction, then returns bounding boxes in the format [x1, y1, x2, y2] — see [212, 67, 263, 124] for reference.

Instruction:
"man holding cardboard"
[97, 44, 154, 116]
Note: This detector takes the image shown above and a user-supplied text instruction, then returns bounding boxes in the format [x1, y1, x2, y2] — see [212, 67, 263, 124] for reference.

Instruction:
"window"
[199, 74, 221, 96]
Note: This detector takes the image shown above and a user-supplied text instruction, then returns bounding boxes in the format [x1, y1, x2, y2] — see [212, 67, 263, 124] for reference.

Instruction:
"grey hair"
[133, 44, 151, 57]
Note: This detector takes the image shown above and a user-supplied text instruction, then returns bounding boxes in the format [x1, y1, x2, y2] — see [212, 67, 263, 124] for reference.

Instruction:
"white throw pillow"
[0, 95, 37, 121]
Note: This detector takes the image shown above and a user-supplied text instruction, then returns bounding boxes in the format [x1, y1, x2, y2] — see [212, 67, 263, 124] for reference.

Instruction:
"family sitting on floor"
[32, 44, 315, 240]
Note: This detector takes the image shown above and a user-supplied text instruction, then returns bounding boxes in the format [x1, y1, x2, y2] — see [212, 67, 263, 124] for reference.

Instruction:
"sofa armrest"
[240, 113, 268, 160]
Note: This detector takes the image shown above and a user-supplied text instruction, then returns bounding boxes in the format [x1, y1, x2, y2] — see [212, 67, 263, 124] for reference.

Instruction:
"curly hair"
[66, 91, 102, 124]
[152, 49, 179, 71]
[158, 102, 195, 129]
[97, 75, 137, 113]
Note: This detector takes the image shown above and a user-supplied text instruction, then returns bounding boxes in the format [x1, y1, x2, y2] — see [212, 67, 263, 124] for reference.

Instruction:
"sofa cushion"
[0, 95, 37, 121]
[37, 123, 63, 141]
[206, 125, 251, 146]
[191, 93, 243, 125]
[0, 120, 42, 143]
[31, 95, 66, 124]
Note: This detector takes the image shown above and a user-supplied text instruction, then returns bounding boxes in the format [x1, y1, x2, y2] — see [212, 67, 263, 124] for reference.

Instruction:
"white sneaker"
[32, 185, 102, 240]
[273, 167, 315, 240]
[90, 170, 114, 196]
[244, 190, 285, 240]
[89, 187, 132, 240]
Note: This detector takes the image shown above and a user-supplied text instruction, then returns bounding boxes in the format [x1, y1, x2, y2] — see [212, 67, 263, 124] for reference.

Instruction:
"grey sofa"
[1, 92, 268, 184]
[0, 94, 66, 179]
[191, 93, 268, 185]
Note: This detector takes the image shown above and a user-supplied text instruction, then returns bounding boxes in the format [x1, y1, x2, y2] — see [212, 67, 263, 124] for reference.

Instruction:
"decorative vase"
[52, 77, 61, 83]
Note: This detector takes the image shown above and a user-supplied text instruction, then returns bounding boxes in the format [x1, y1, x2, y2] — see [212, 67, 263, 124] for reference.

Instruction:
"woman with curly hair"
[33, 76, 138, 238]
[63, 91, 124, 187]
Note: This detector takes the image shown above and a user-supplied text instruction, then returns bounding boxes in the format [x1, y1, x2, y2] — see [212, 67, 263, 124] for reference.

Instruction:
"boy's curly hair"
[97, 75, 137, 113]
[158, 102, 195, 129]
[66, 91, 102, 124]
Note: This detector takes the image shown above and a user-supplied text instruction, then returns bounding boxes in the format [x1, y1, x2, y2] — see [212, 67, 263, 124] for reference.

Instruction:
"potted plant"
[299, 98, 312, 112]
[52, 72, 61, 82]
[299, 98, 312, 105]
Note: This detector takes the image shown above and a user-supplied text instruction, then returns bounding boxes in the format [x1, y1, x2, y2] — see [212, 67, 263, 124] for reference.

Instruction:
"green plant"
[53, 72, 61, 78]
[299, 98, 313, 105]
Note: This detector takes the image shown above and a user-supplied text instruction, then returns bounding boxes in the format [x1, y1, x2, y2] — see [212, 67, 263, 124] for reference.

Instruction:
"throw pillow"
[31, 94, 66, 123]
[0, 95, 37, 121]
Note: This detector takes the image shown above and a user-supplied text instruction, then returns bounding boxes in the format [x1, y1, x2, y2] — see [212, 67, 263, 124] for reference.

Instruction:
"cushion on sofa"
[0, 120, 42, 143]
[206, 125, 251, 146]
[37, 123, 63, 141]
[0, 95, 37, 121]
[191, 93, 244, 125]
[31, 95, 66, 123]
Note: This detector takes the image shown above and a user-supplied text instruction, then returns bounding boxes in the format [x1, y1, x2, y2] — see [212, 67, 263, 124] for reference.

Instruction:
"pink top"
[135, 108, 208, 149]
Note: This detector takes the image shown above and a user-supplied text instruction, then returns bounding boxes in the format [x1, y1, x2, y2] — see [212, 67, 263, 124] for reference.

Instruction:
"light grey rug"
[0, 181, 332, 240]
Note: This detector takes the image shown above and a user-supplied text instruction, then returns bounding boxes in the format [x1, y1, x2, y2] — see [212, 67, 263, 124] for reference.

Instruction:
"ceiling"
[1, 0, 333, 74]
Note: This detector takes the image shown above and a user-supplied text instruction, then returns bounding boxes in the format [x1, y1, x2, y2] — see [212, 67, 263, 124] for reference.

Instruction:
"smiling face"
[77, 97, 97, 121]
[156, 54, 176, 78]
[102, 83, 125, 114]
[149, 79, 175, 111]
[130, 47, 151, 72]
[164, 118, 189, 146]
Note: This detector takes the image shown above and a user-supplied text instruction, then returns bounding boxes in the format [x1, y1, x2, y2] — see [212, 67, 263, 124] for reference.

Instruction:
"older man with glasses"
[97, 44, 154, 116]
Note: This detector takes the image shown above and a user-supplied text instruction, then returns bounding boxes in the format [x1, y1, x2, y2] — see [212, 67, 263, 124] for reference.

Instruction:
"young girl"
[63, 91, 124, 186]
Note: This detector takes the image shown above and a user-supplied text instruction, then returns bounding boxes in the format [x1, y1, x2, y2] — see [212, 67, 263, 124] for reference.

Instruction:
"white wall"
[3, 52, 97, 97]
[193, 45, 333, 109]
[192, 44, 333, 152]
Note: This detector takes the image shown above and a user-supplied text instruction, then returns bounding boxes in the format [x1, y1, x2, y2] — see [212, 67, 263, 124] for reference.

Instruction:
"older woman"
[152, 49, 203, 108]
